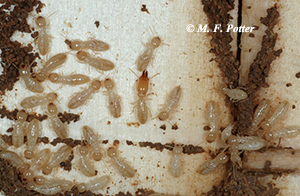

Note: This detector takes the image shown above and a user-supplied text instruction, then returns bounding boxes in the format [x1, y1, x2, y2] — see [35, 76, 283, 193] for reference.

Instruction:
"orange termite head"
[137, 69, 149, 96]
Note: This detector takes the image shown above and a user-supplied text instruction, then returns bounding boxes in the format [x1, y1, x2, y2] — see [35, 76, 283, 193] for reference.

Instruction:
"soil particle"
[160, 124, 166, 130]
[139, 141, 205, 154]
[141, 4, 150, 14]
[126, 140, 134, 146]
[60, 153, 74, 171]
[203, 125, 210, 131]
[135, 188, 155, 195]
[1, 134, 13, 146]
[171, 123, 178, 130]
[50, 137, 82, 148]
[286, 83, 292, 87]
[295, 72, 300, 78]
[94, 21, 100, 28]
[30, 31, 38, 39]
[37, 136, 49, 144]
[113, 140, 120, 146]
[58, 111, 80, 124]
[264, 160, 271, 172]
[102, 140, 108, 144]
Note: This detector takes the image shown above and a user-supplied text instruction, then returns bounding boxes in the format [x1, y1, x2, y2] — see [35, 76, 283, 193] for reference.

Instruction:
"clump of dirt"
[58, 111, 80, 124]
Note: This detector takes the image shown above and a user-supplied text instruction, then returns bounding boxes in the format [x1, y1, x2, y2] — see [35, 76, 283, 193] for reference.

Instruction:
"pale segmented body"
[36, 53, 67, 82]
[24, 119, 41, 159]
[42, 145, 72, 175]
[170, 145, 182, 177]
[68, 80, 101, 109]
[158, 85, 182, 121]
[65, 38, 110, 51]
[265, 126, 300, 140]
[20, 92, 57, 108]
[47, 103, 68, 139]
[206, 101, 220, 143]
[82, 126, 102, 161]
[12, 111, 27, 148]
[78, 145, 97, 177]
[0, 150, 29, 171]
[30, 148, 51, 170]
[221, 86, 248, 101]
[76, 51, 114, 71]
[35, 16, 51, 56]
[104, 78, 121, 118]
[19, 66, 44, 93]
[198, 151, 229, 175]
[248, 99, 271, 134]
[48, 73, 90, 85]
[26, 179, 73, 195]
[107, 147, 136, 177]
[77, 175, 110, 193]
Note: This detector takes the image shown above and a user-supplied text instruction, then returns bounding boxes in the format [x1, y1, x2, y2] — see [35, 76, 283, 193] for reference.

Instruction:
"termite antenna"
[129, 68, 139, 78]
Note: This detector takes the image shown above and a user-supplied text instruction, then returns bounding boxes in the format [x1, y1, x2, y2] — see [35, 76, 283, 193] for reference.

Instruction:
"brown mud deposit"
[139, 141, 205, 154]
[60, 153, 74, 171]
[202, 0, 281, 195]
[58, 111, 80, 124]
[50, 137, 82, 148]
[0, 106, 47, 122]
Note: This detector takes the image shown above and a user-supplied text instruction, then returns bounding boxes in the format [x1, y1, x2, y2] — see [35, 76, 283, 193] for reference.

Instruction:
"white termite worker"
[157, 85, 182, 121]
[76, 51, 114, 71]
[68, 79, 101, 109]
[205, 101, 220, 143]
[0, 150, 30, 173]
[136, 27, 168, 72]
[42, 144, 72, 175]
[12, 110, 28, 148]
[198, 150, 229, 175]
[35, 53, 67, 82]
[248, 99, 271, 134]
[35, 15, 53, 56]
[220, 84, 248, 101]
[30, 148, 51, 171]
[48, 73, 90, 86]
[78, 145, 97, 177]
[169, 144, 183, 177]
[236, 136, 267, 151]
[77, 175, 110, 193]
[260, 100, 290, 132]
[17, 62, 44, 93]
[26, 179, 73, 195]
[47, 103, 68, 139]
[265, 126, 300, 141]
[20, 92, 58, 108]
[24, 119, 41, 159]
[103, 78, 122, 118]
[221, 124, 234, 144]
[64, 38, 110, 51]
[107, 146, 136, 177]
[82, 126, 103, 161]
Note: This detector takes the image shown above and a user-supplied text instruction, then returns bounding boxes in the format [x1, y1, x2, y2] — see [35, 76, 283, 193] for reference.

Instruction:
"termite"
[42, 145, 72, 175]
[198, 151, 229, 175]
[260, 100, 290, 131]
[221, 85, 248, 101]
[12, 110, 28, 148]
[76, 51, 114, 71]
[82, 126, 102, 161]
[30, 148, 51, 171]
[68, 79, 101, 109]
[0, 150, 30, 174]
[24, 119, 41, 159]
[265, 126, 300, 140]
[35, 16, 52, 56]
[205, 101, 220, 143]
[19, 63, 44, 93]
[48, 73, 90, 86]
[47, 103, 68, 139]
[20, 92, 58, 108]
[236, 136, 267, 151]
[107, 147, 136, 177]
[26, 179, 73, 195]
[64, 38, 110, 51]
[77, 175, 110, 193]
[103, 78, 122, 118]
[170, 144, 182, 177]
[248, 99, 271, 134]
[230, 143, 242, 167]
[221, 124, 234, 144]
[0, 137, 7, 150]
[78, 145, 97, 177]
[157, 85, 182, 121]
[36, 53, 67, 82]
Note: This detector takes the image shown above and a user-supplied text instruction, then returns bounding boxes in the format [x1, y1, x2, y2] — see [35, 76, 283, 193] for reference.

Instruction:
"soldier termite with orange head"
[12, 110, 28, 148]
[48, 73, 90, 86]
[76, 51, 114, 71]
[220, 85, 248, 101]
[35, 16, 52, 56]
[42, 145, 72, 175]
[260, 100, 290, 132]
[18, 63, 44, 93]
[24, 119, 41, 159]
[65, 38, 110, 51]
[47, 103, 68, 139]
[20, 92, 58, 108]
[68, 79, 101, 109]
[82, 126, 102, 161]
[107, 147, 136, 177]
[103, 78, 121, 118]
[77, 175, 110, 193]
[198, 150, 229, 175]
[35, 53, 67, 82]
[205, 101, 220, 143]
[170, 144, 183, 177]
[158, 85, 182, 121]
[78, 145, 97, 177]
